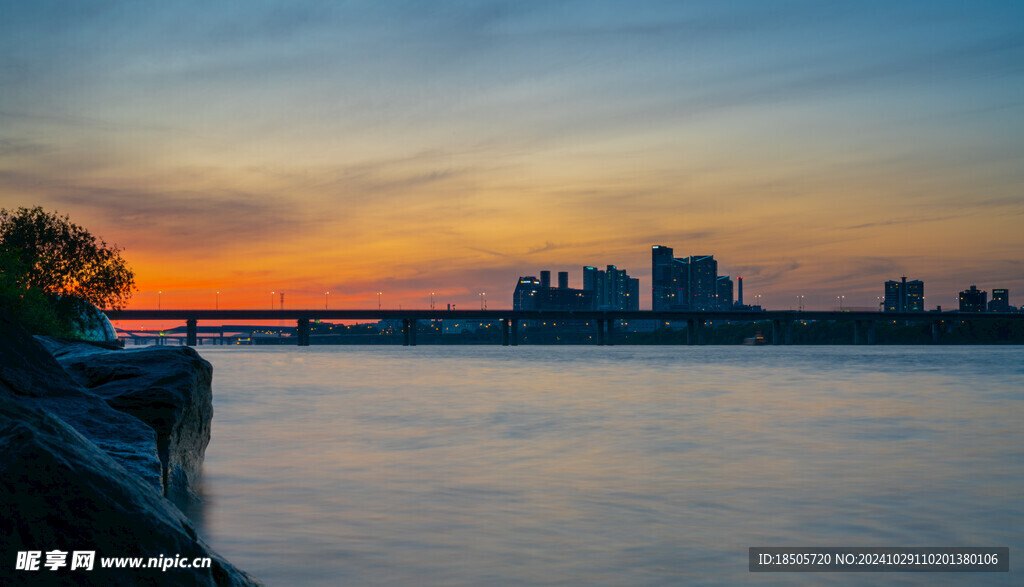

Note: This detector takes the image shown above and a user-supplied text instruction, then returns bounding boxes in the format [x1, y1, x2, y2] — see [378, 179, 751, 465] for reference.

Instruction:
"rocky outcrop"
[0, 314, 81, 399]
[0, 399, 258, 585]
[40, 339, 213, 503]
[0, 311, 258, 584]
[1, 315, 163, 489]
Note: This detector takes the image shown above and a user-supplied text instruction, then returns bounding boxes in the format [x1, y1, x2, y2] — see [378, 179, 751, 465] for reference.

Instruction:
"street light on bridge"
[271, 291, 275, 310]
[325, 291, 329, 310]
[158, 290, 162, 310]
[377, 291, 382, 311]
[216, 291, 219, 310]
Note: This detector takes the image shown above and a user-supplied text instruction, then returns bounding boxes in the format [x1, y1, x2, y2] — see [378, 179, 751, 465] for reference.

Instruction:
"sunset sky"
[2, 1, 1022, 311]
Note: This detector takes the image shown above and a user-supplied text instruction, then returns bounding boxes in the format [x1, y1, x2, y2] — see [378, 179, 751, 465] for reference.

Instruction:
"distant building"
[513, 276, 542, 310]
[716, 276, 734, 311]
[651, 245, 734, 311]
[989, 288, 1010, 312]
[681, 255, 718, 310]
[584, 265, 639, 311]
[959, 285, 987, 312]
[884, 276, 924, 312]
[651, 245, 677, 310]
[513, 274, 593, 311]
[516, 265, 636, 311]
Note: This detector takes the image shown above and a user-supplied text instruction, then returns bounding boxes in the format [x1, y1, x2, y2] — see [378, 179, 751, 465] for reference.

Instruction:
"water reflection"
[193, 346, 1022, 585]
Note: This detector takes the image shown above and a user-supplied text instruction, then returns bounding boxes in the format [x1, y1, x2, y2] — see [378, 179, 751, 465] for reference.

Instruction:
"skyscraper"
[651, 245, 676, 311]
[652, 245, 725, 311]
[682, 255, 718, 310]
[583, 265, 639, 311]
[884, 277, 924, 312]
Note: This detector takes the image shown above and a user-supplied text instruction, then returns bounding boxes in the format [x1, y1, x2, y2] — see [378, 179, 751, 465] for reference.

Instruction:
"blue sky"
[2, 1, 1022, 309]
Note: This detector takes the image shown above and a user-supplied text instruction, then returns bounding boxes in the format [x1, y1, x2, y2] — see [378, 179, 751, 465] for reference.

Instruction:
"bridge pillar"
[932, 321, 941, 344]
[772, 320, 781, 345]
[596, 319, 605, 346]
[186, 319, 197, 347]
[502, 319, 509, 346]
[606, 318, 615, 346]
[785, 320, 794, 345]
[511, 319, 518, 346]
[853, 320, 862, 345]
[402, 319, 410, 346]
[687, 319, 696, 345]
[409, 319, 417, 346]
[297, 318, 310, 346]
[867, 320, 876, 345]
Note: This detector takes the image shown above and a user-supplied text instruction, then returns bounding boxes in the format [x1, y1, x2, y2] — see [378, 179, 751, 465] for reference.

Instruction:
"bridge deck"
[106, 308, 1017, 322]
[104, 308, 1020, 347]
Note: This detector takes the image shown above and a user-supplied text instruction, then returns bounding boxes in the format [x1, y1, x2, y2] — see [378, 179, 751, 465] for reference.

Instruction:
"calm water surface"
[189, 346, 1023, 585]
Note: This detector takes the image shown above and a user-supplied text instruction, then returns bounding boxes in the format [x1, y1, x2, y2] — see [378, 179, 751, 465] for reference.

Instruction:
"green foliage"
[0, 207, 135, 336]
[0, 251, 67, 336]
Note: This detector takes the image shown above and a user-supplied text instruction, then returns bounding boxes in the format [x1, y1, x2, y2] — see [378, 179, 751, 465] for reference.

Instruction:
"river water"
[188, 346, 1022, 585]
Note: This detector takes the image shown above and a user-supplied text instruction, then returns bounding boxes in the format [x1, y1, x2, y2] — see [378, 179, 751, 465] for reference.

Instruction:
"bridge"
[104, 309, 1022, 347]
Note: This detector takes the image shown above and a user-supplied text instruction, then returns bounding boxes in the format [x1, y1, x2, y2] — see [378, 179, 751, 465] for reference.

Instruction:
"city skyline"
[95, 250, 1017, 314]
[2, 2, 1023, 311]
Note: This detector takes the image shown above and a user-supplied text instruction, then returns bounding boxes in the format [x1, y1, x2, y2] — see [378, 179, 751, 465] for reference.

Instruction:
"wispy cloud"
[0, 138, 52, 158]
[0, 171, 308, 255]
[465, 246, 508, 258]
[843, 215, 960, 231]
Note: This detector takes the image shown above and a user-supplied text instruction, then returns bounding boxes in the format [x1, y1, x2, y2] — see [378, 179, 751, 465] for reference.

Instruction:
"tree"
[0, 206, 135, 315]
[0, 249, 64, 335]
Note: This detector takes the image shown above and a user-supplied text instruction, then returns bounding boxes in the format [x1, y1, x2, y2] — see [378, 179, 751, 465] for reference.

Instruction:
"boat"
[743, 331, 765, 345]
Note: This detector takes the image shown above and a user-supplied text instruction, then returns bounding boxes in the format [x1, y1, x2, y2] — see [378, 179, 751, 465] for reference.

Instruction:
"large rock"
[0, 313, 162, 488]
[0, 311, 259, 583]
[0, 399, 258, 585]
[24, 394, 164, 490]
[0, 312, 81, 398]
[42, 340, 213, 503]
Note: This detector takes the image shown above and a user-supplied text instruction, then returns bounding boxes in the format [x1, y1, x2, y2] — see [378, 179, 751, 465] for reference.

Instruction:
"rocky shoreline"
[0, 311, 259, 585]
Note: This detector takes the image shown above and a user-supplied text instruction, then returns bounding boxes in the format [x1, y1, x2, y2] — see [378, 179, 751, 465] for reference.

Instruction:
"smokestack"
[540, 271, 551, 289]
[738, 276, 744, 306]
[558, 271, 569, 289]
